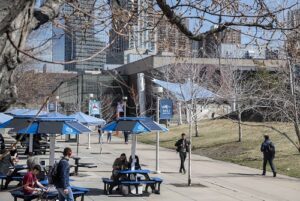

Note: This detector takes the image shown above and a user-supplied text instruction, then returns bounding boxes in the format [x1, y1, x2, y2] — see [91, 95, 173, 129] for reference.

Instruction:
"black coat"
[175, 139, 190, 152]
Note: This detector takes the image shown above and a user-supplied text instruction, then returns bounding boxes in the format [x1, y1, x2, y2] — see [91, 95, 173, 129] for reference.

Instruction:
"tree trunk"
[288, 60, 300, 152]
[292, 122, 300, 152]
[188, 106, 192, 186]
[0, 0, 65, 112]
[194, 104, 199, 137]
[0, 1, 35, 111]
[238, 109, 242, 142]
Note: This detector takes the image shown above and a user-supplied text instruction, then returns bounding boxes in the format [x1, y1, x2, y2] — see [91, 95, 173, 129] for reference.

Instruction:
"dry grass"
[138, 119, 300, 178]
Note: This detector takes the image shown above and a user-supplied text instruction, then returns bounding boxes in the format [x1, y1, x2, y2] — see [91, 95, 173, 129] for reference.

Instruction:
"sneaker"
[183, 170, 186, 174]
[273, 172, 276, 177]
[262, 172, 266, 176]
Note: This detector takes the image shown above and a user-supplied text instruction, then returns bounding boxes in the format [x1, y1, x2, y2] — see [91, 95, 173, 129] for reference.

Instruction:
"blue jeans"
[57, 187, 74, 201]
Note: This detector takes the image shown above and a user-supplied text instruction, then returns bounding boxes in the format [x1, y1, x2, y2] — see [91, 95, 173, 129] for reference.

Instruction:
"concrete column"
[137, 73, 146, 116]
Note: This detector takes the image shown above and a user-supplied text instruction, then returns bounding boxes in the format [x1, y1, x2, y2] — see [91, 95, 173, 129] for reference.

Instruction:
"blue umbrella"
[102, 117, 168, 169]
[4, 108, 31, 116]
[69, 112, 106, 126]
[0, 112, 91, 166]
[0, 113, 13, 124]
[69, 112, 106, 152]
[102, 117, 168, 133]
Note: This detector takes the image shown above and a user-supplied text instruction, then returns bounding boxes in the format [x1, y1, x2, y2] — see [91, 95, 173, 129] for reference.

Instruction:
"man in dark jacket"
[261, 135, 276, 177]
[175, 133, 190, 174]
[55, 147, 74, 201]
[0, 133, 5, 151]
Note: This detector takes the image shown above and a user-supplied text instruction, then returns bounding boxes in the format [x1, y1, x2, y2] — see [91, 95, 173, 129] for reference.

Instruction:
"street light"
[87, 93, 94, 149]
[55, 96, 60, 112]
[122, 96, 128, 117]
[153, 86, 163, 173]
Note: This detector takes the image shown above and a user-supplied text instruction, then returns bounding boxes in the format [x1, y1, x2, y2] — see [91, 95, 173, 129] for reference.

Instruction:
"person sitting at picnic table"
[3, 144, 22, 189]
[128, 155, 141, 170]
[10, 143, 19, 165]
[23, 165, 47, 195]
[0, 148, 13, 176]
[112, 153, 128, 179]
[109, 153, 128, 193]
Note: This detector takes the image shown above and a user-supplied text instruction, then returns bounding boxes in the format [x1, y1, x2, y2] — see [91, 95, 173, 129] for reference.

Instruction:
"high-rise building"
[287, 9, 300, 58]
[62, 1, 106, 71]
[194, 28, 241, 58]
[106, 0, 191, 65]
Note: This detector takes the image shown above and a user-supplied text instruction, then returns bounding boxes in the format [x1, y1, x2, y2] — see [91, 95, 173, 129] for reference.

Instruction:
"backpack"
[263, 142, 275, 155]
[47, 161, 59, 185]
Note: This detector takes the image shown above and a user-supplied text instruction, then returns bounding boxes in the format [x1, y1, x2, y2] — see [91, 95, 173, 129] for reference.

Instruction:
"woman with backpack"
[261, 135, 276, 177]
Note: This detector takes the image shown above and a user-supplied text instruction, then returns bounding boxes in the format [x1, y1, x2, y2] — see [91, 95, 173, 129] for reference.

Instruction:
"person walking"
[123, 131, 130, 144]
[261, 135, 276, 177]
[107, 131, 112, 143]
[0, 133, 5, 150]
[175, 133, 190, 174]
[55, 147, 74, 201]
[97, 125, 103, 144]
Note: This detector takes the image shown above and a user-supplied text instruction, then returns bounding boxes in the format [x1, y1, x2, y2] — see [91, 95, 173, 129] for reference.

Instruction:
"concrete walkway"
[1, 133, 300, 201]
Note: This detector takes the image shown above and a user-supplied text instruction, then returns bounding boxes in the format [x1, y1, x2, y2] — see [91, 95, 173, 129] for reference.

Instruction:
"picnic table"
[102, 169, 163, 195]
[72, 156, 97, 176]
[10, 186, 89, 201]
[0, 165, 27, 189]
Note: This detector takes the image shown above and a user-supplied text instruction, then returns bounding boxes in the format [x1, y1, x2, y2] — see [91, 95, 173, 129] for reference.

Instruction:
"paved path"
[1, 133, 299, 201]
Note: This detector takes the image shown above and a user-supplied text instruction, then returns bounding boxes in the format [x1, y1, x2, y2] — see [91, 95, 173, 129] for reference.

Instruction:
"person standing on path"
[55, 147, 74, 201]
[175, 133, 190, 174]
[123, 131, 130, 144]
[0, 133, 5, 150]
[97, 125, 103, 144]
[107, 131, 112, 143]
[261, 135, 276, 177]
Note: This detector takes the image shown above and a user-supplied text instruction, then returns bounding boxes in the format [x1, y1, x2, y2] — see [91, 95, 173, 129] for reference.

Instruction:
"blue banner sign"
[159, 99, 173, 120]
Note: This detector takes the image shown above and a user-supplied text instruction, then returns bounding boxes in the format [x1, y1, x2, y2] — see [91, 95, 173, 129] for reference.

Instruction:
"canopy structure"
[0, 113, 13, 124]
[102, 117, 168, 169]
[69, 112, 106, 126]
[152, 79, 218, 102]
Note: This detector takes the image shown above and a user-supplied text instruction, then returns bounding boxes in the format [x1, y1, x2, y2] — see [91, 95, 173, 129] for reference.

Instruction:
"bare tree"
[219, 61, 262, 142]
[153, 62, 219, 185]
[253, 60, 300, 152]
[0, 0, 298, 111]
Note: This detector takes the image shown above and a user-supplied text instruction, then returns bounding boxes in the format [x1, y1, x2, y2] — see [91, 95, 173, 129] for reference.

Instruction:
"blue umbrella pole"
[29, 134, 33, 154]
[49, 135, 56, 166]
[77, 135, 79, 156]
[130, 135, 137, 170]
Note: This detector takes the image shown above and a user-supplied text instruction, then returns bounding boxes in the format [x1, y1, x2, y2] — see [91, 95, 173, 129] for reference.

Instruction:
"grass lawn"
[138, 119, 300, 178]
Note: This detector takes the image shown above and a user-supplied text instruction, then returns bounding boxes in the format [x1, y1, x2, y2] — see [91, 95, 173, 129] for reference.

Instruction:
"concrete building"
[56, 73, 128, 117]
[219, 44, 266, 59]
[195, 28, 241, 58]
[106, 0, 190, 65]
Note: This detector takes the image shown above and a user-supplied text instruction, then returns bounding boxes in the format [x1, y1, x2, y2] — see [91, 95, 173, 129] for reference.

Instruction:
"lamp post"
[55, 96, 59, 112]
[123, 96, 128, 117]
[153, 86, 163, 173]
[87, 93, 94, 149]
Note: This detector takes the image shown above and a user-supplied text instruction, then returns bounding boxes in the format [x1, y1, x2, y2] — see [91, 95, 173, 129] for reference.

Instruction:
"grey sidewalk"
[1, 133, 300, 201]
